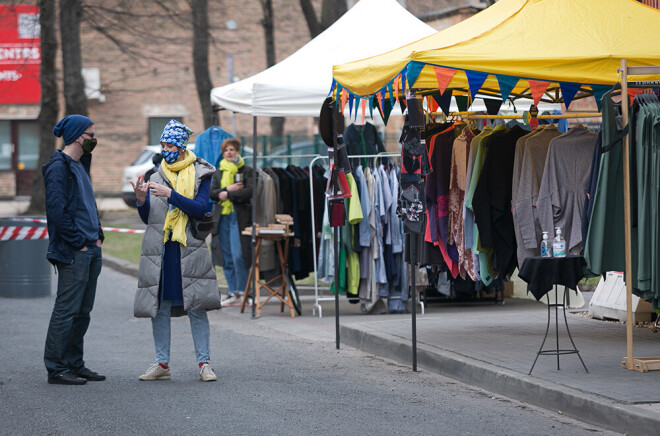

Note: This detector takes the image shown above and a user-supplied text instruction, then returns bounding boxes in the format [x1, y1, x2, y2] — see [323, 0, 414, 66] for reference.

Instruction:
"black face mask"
[81, 138, 97, 154]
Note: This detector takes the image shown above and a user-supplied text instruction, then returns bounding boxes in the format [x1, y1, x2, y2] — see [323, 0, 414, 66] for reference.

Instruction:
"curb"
[341, 324, 660, 436]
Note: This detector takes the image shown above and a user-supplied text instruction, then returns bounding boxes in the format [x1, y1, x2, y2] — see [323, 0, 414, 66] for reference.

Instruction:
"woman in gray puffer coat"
[131, 120, 221, 383]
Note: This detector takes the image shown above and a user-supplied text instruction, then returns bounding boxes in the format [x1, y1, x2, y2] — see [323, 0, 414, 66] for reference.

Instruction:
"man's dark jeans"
[44, 246, 102, 377]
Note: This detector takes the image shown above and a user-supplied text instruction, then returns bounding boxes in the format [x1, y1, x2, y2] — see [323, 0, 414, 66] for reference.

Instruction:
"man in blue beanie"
[43, 114, 105, 385]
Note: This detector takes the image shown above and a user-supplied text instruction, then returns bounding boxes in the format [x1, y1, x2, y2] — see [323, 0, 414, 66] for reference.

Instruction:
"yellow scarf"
[219, 156, 244, 215]
[161, 150, 197, 246]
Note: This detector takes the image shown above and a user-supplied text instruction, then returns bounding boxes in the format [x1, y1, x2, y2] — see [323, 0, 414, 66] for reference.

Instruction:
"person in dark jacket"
[210, 138, 253, 305]
[43, 115, 105, 385]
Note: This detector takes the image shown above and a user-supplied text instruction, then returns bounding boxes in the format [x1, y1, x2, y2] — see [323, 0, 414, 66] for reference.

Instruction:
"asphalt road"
[0, 265, 616, 435]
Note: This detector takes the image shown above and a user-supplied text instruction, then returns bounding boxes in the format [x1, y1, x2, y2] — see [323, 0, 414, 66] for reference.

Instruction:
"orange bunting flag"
[426, 95, 437, 113]
[433, 66, 456, 95]
[528, 80, 550, 106]
[393, 76, 400, 100]
[628, 88, 644, 103]
[376, 92, 384, 113]
[360, 99, 367, 124]
[340, 89, 348, 115]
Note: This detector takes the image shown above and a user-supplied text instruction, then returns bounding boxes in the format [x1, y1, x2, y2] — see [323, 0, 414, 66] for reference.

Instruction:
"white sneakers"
[138, 363, 217, 382]
[199, 363, 217, 382]
[221, 292, 242, 306]
[138, 363, 171, 381]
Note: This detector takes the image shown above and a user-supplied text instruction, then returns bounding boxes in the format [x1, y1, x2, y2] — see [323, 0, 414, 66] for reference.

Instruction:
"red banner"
[0, 5, 40, 104]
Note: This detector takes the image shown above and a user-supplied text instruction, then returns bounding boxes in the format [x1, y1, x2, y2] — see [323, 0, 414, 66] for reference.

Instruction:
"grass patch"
[101, 222, 144, 265]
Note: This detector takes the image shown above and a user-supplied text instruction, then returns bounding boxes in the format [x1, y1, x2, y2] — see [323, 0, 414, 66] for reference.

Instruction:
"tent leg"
[251, 116, 258, 319]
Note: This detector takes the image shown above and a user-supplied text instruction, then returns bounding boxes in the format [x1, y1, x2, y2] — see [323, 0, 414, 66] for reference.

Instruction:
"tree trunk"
[321, 0, 347, 30]
[299, 0, 322, 38]
[60, 0, 87, 116]
[28, 0, 59, 214]
[260, 0, 284, 146]
[191, 0, 214, 129]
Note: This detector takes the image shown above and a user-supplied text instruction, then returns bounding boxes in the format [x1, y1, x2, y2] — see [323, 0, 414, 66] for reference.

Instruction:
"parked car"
[260, 140, 324, 168]
[121, 144, 196, 207]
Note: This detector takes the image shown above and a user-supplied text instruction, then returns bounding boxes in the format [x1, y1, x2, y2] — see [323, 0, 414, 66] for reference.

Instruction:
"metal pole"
[334, 225, 340, 350]
[410, 233, 418, 372]
[620, 59, 634, 369]
[251, 116, 257, 318]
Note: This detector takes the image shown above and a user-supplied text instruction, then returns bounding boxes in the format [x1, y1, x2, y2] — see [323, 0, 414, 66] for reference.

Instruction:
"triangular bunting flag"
[455, 95, 469, 112]
[360, 99, 367, 124]
[398, 96, 407, 112]
[432, 89, 453, 116]
[376, 91, 384, 113]
[328, 79, 336, 97]
[354, 96, 361, 121]
[591, 85, 610, 112]
[427, 95, 439, 113]
[465, 70, 488, 100]
[401, 71, 407, 95]
[528, 80, 550, 106]
[348, 93, 354, 118]
[382, 97, 393, 125]
[483, 98, 503, 116]
[496, 75, 518, 102]
[406, 62, 424, 92]
[334, 83, 342, 102]
[368, 96, 374, 120]
[559, 82, 581, 109]
[341, 89, 348, 115]
[393, 76, 400, 101]
[387, 82, 394, 108]
[433, 66, 456, 95]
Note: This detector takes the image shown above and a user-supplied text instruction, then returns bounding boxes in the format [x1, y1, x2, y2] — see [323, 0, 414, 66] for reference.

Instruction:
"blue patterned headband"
[159, 119, 193, 149]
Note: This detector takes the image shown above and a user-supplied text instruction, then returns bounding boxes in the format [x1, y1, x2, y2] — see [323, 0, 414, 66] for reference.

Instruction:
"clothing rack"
[433, 112, 603, 119]
[307, 152, 406, 319]
[619, 60, 660, 372]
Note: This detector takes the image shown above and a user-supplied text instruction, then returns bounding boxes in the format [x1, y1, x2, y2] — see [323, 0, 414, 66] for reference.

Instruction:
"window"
[17, 121, 39, 169]
[0, 121, 10, 170]
[149, 117, 183, 145]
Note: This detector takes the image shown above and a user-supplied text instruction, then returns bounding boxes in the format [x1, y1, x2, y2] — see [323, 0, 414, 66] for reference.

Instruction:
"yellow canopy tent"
[332, 0, 660, 108]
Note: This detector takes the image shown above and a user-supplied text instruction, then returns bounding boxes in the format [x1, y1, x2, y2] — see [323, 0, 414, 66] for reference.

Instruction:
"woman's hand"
[149, 182, 172, 199]
[129, 175, 150, 206]
[226, 182, 243, 192]
[218, 190, 228, 201]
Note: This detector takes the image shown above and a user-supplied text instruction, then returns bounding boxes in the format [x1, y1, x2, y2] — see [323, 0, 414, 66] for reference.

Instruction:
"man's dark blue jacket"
[42, 150, 104, 265]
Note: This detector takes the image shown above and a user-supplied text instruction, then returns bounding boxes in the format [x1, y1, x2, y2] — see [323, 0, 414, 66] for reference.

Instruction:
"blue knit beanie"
[159, 119, 193, 149]
[53, 115, 94, 145]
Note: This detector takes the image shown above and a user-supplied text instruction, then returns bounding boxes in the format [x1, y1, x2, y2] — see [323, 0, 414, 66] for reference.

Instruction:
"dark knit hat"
[53, 115, 93, 145]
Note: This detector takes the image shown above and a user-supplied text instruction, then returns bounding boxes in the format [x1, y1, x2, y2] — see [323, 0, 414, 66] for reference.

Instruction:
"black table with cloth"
[518, 255, 589, 374]
[518, 255, 586, 300]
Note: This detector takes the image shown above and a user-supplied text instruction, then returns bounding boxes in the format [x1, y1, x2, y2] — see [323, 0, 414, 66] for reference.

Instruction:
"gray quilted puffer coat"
[134, 159, 221, 318]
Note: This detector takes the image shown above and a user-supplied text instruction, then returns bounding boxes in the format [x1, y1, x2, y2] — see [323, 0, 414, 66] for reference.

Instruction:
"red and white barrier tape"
[0, 226, 49, 241]
[0, 224, 145, 240]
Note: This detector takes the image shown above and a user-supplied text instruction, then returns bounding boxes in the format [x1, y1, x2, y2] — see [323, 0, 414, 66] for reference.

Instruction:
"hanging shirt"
[536, 125, 596, 255]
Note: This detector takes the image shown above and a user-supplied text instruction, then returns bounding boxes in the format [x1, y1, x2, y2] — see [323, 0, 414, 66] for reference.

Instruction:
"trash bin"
[0, 217, 52, 298]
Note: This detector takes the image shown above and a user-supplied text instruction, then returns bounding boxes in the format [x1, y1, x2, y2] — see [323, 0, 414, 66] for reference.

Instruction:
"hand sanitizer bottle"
[553, 227, 566, 258]
[540, 232, 551, 257]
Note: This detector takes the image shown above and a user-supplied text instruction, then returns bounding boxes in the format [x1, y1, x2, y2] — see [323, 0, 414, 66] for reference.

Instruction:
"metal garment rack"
[619, 60, 660, 372]
[307, 152, 414, 318]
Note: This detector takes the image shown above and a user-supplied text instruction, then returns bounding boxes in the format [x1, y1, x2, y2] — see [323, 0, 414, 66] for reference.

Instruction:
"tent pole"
[620, 59, 634, 370]
[251, 116, 258, 319]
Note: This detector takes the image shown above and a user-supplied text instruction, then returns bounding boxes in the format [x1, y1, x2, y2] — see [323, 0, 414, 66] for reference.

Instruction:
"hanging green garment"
[584, 90, 637, 286]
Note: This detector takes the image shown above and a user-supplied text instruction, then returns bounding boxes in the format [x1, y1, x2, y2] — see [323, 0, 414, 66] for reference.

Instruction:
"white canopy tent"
[210, 0, 436, 117]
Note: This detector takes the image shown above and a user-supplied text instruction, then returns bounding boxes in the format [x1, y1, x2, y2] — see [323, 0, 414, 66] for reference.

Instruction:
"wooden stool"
[240, 215, 295, 317]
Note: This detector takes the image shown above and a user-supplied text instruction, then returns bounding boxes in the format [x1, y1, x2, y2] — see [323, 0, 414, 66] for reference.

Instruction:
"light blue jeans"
[218, 212, 248, 294]
[151, 300, 210, 364]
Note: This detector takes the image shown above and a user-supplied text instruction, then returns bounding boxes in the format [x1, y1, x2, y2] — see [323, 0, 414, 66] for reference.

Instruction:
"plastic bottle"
[540, 232, 551, 257]
[553, 227, 566, 258]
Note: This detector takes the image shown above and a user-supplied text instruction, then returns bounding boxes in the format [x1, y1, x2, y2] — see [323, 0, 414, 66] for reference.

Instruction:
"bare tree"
[60, 0, 88, 115]
[259, 0, 284, 145]
[191, 0, 214, 129]
[28, 0, 59, 214]
[300, 0, 347, 38]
